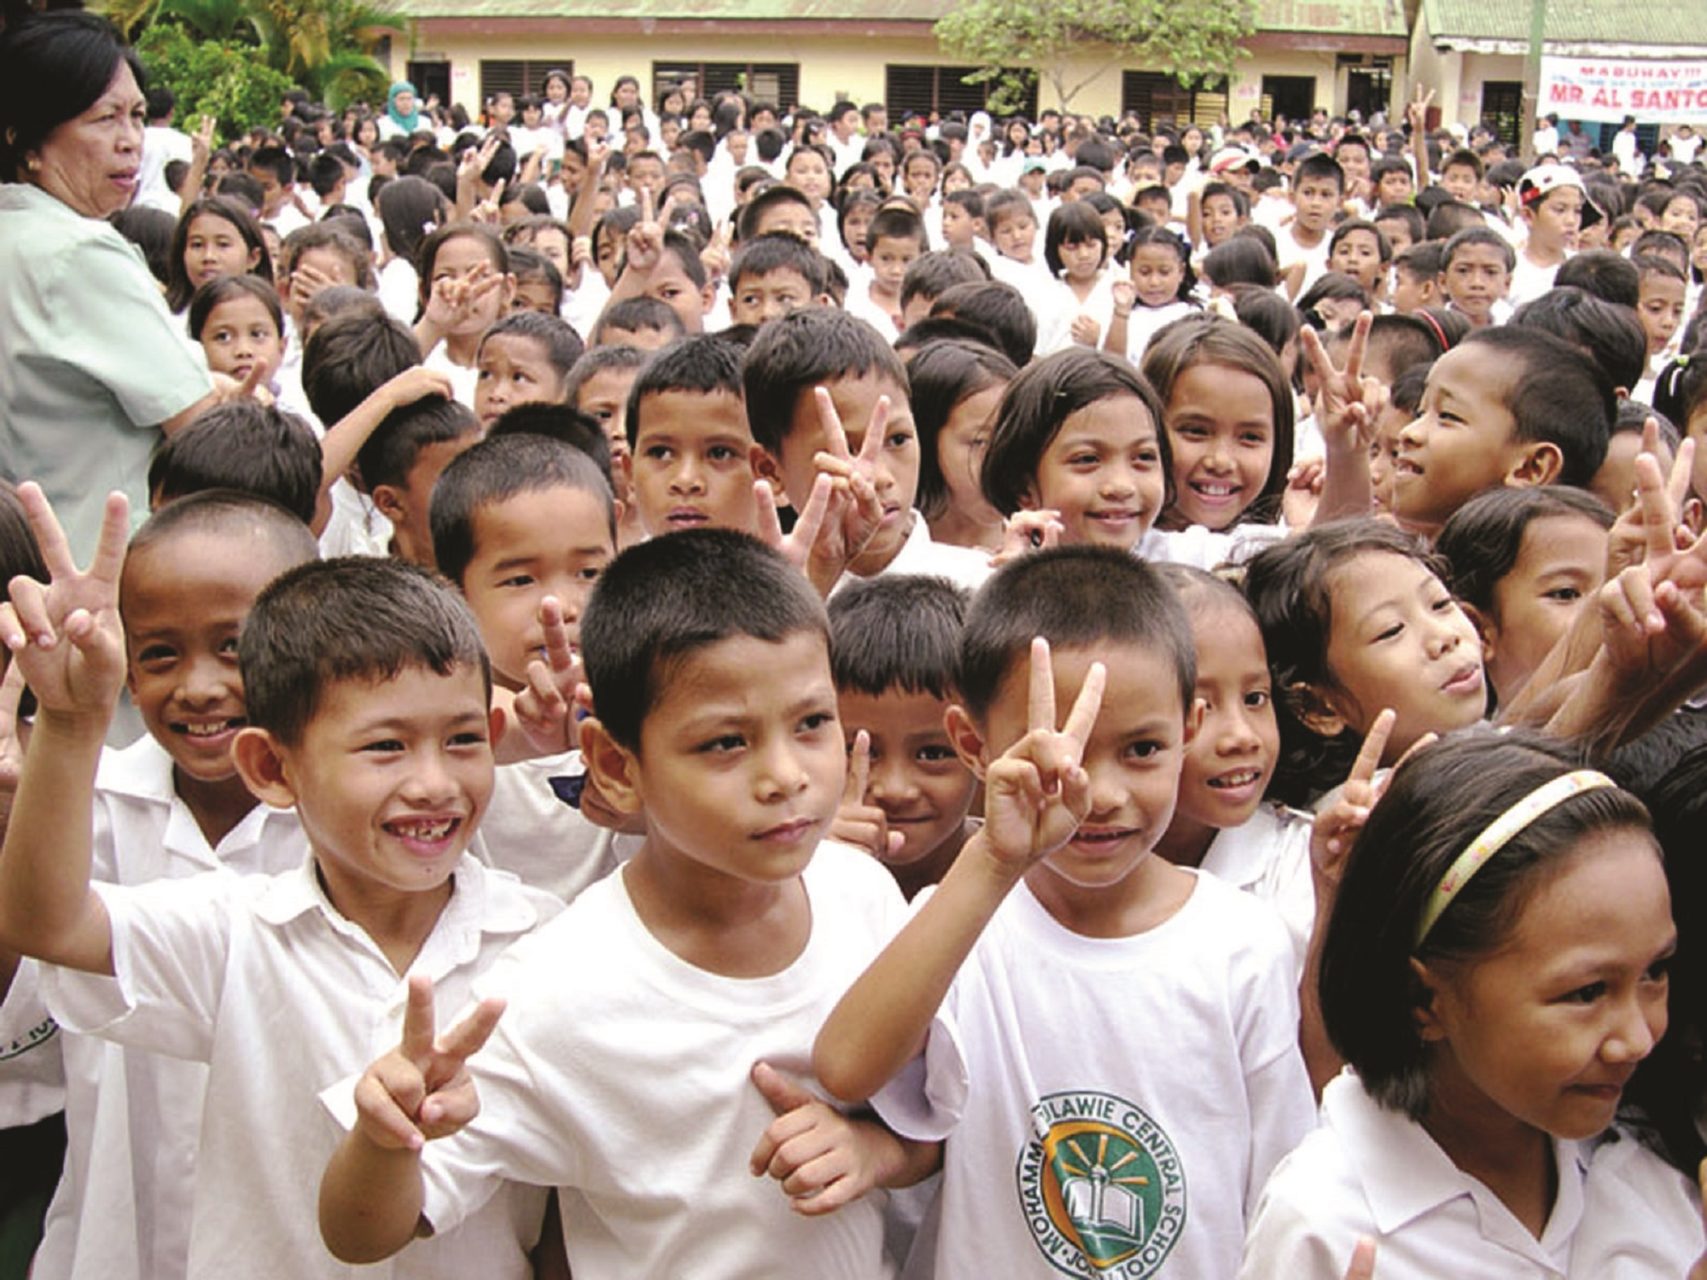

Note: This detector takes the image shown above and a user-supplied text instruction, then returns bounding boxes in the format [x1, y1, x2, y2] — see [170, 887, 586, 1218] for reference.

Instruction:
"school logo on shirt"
[1016, 1090, 1186, 1278]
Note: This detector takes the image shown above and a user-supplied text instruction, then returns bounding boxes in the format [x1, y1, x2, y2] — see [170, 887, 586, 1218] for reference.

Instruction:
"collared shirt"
[1240, 1070, 1706, 1278]
[834, 512, 992, 597]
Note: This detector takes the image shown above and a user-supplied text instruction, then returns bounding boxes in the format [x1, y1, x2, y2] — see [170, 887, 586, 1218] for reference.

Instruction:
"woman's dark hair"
[166, 196, 273, 312]
[909, 338, 1017, 519]
[1242, 518, 1441, 804]
[0, 9, 145, 178]
[0, 482, 47, 719]
[1320, 728, 1655, 1119]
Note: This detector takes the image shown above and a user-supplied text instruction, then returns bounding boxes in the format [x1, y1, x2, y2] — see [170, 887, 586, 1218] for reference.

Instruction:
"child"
[375, 176, 451, 321]
[1279, 153, 1344, 298]
[1373, 204, 1424, 258]
[1038, 201, 1114, 356]
[898, 250, 990, 332]
[813, 547, 1315, 1279]
[940, 189, 987, 257]
[0, 491, 318, 1280]
[606, 223, 715, 336]
[852, 205, 927, 341]
[1195, 181, 1249, 253]
[827, 574, 977, 900]
[744, 308, 991, 591]
[1243, 730, 1703, 1276]
[166, 196, 272, 315]
[1153, 567, 1313, 970]
[1435, 487, 1613, 708]
[1142, 316, 1294, 537]
[1437, 226, 1513, 330]
[358, 393, 482, 567]
[727, 232, 831, 329]
[506, 245, 564, 316]
[1634, 255, 1688, 398]
[1105, 225, 1196, 363]
[318, 529, 936, 1275]
[147, 402, 322, 528]
[1509, 164, 1594, 306]
[188, 275, 284, 393]
[472, 309, 583, 430]
[909, 337, 1016, 553]
[626, 333, 763, 538]
[980, 347, 1170, 555]
[736, 184, 822, 250]
[1326, 220, 1390, 300]
[1243, 519, 1487, 806]
[1389, 242, 1442, 315]
[566, 344, 649, 546]
[415, 224, 517, 406]
[1388, 326, 1614, 535]
[984, 190, 1045, 287]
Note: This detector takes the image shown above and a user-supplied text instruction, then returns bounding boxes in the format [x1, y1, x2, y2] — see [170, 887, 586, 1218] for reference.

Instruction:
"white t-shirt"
[874, 869, 1316, 1280]
[1036, 272, 1117, 357]
[1241, 1070, 1706, 1279]
[137, 124, 193, 213]
[1121, 299, 1198, 364]
[1199, 802, 1315, 977]
[1277, 229, 1331, 300]
[1507, 250, 1563, 309]
[423, 340, 479, 409]
[44, 855, 560, 1280]
[21, 735, 307, 1280]
[1138, 521, 1288, 571]
[836, 513, 992, 596]
[413, 841, 910, 1279]
[377, 256, 420, 324]
[1671, 131, 1703, 164]
[475, 751, 624, 902]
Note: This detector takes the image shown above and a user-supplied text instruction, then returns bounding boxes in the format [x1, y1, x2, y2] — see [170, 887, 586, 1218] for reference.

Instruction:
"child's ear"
[500, 273, 517, 307]
[943, 703, 990, 780]
[749, 444, 789, 507]
[232, 727, 297, 809]
[371, 484, 408, 528]
[1458, 601, 1499, 662]
[1505, 442, 1563, 488]
[577, 716, 644, 815]
[1408, 956, 1450, 1043]
[1183, 696, 1205, 747]
[1289, 680, 1349, 739]
[1684, 496, 1706, 538]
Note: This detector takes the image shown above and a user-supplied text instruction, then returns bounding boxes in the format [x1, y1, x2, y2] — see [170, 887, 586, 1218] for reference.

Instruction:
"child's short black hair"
[240, 557, 491, 747]
[1460, 326, 1614, 483]
[581, 529, 827, 751]
[478, 309, 585, 380]
[1632, 229, 1690, 272]
[1423, 200, 1485, 242]
[728, 232, 828, 295]
[127, 488, 318, 576]
[278, 222, 374, 290]
[627, 333, 747, 445]
[1553, 249, 1640, 307]
[1320, 728, 1651, 1118]
[565, 343, 649, 405]
[430, 433, 615, 585]
[148, 402, 321, 526]
[908, 338, 1018, 519]
[1435, 485, 1613, 613]
[982, 189, 1036, 232]
[958, 547, 1194, 723]
[1441, 148, 1484, 179]
[1441, 225, 1515, 272]
[1393, 241, 1444, 282]
[1329, 217, 1392, 263]
[1634, 251, 1689, 287]
[356, 395, 479, 492]
[591, 296, 686, 346]
[1043, 200, 1108, 276]
[894, 315, 1006, 359]
[981, 348, 1171, 517]
[186, 274, 284, 343]
[900, 249, 989, 312]
[865, 205, 926, 254]
[1224, 285, 1299, 358]
[943, 188, 984, 220]
[1510, 286, 1648, 394]
[1374, 203, 1425, 244]
[929, 281, 1036, 371]
[302, 311, 420, 427]
[1202, 236, 1277, 291]
[828, 574, 969, 701]
[1293, 152, 1346, 192]
[741, 308, 909, 453]
[1362, 313, 1449, 384]
[485, 404, 612, 480]
[735, 184, 816, 243]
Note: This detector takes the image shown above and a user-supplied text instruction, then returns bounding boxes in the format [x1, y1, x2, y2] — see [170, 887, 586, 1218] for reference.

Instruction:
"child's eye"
[1644, 955, 1672, 983]
[1125, 739, 1163, 760]
[219, 637, 240, 656]
[1374, 622, 1403, 642]
[449, 729, 489, 748]
[1174, 424, 1208, 441]
[577, 565, 602, 582]
[1544, 586, 1582, 602]
[643, 444, 673, 461]
[699, 733, 746, 754]
[1431, 596, 1457, 613]
[886, 430, 914, 450]
[917, 744, 958, 763]
[498, 574, 535, 588]
[138, 645, 176, 666]
[362, 738, 406, 753]
[707, 445, 739, 462]
[1068, 451, 1099, 466]
[1564, 980, 1606, 1004]
[1244, 690, 1271, 710]
[798, 711, 835, 733]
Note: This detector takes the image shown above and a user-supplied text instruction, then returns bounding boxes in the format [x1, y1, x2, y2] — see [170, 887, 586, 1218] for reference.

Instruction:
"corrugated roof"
[1422, 0, 1707, 50]
[401, 0, 1406, 35]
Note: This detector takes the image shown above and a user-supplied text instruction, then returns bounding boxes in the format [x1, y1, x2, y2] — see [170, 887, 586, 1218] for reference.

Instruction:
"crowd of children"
[4, 12, 1707, 1275]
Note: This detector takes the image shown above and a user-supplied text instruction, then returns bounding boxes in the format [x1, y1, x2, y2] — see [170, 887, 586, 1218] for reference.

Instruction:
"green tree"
[135, 23, 296, 138]
[934, 0, 1257, 115]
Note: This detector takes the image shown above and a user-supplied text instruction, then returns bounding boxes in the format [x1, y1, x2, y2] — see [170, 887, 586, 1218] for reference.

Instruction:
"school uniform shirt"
[1276, 229, 1331, 299]
[0, 955, 64, 1131]
[1507, 251, 1563, 308]
[1138, 521, 1288, 572]
[1036, 273, 1117, 357]
[378, 255, 421, 324]
[1120, 299, 1198, 364]
[875, 869, 1316, 1280]
[393, 841, 910, 1280]
[562, 268, 609, 345]
[1240, 1069, 1706, 1279]
[1199, 802, 1315, 978]
[423, 340, 479, 409]
[845, 275, 904, 344]
[835, 512, 992, 597]
[43, 853, 560, 1280]
[474, 752, 625, 902]
[21, 734, 306, 1280]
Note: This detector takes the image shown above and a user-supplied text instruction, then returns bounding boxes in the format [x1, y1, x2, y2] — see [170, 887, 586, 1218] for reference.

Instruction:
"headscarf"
[387, 81, 422, 134]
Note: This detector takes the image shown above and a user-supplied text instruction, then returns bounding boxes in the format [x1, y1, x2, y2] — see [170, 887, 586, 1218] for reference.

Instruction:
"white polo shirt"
[834, 512, 992, 597]
[43, 853, 560, 1280]
[1240, 1069, 1706, 1278]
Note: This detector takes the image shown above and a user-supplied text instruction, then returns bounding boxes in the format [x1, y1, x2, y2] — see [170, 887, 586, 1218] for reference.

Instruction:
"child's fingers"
[856, 396, 890, 469]
[435, 997, 506, 1066]
[1633, 452, 1677, 558]
[354, 1061, 428, 1151]
[535, 597, 576, 673]
[751, 1060, 818, 1119]
[15, 482, 82, 583]
[1343, 1237, 1377, 1280]
[7, 577, 54, 649]
[751, 480, 784, 548]
[1342, 310, 1373, 386]
[1297, 324, 1333, 385]
[1670, 437, 1697, 514]
[1347, 708, 1397, 786]
[416, 1077, 480, 1139]
[641, 185, 655, 224]
[790, 473, 835, 557]
[400, 975, 438, 1063]
[815, 387, 852, 460]
[844, 730, 872, 804]
[1059, 660, 1106, 751]
[1026, 636, 1057, 735]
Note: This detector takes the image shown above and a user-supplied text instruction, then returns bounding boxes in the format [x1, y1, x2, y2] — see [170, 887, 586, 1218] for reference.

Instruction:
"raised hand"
[1407, 86, 1434, 134]
[1069, 314, 1101, 348]
[423, 261, 502, 332]
[981, 638, 1105, 871]
[1344, 1237, 1377, 1280]
[828, 730, 904, 860]
[471, 177, 506, 226]
[1299, 310, 1377, 454]
[803, 387, 886, 577]
[350, 975, 505, 1152]
[0, 485, 128, 722]
[1310, 708, 1396, 889]
[624, 187, 663, 276]
[990, 509, 1064, 567]
[500, 596, 583, 760]
[748, 1062, 900, 1216]
[0, 660, 28, 792]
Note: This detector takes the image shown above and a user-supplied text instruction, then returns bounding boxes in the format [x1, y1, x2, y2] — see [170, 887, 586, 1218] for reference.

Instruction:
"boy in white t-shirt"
[815, 547, 1315, 1280]
[318, 529, 939, 1277]
[1508, 164, 1598, 307]
[0, 502, 560, 1280]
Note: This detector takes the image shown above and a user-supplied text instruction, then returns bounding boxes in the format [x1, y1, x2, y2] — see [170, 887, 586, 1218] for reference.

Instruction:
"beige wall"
[394, 30, 1381, 122]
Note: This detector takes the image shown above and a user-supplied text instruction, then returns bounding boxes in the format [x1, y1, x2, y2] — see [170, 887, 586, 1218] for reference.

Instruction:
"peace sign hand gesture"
[981, 638, 1105, 872]
[0, 484, 128, 725]
[351, 976, 506, 1153]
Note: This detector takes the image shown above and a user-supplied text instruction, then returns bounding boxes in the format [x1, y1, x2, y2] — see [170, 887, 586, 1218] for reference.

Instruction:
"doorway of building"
[1260, 75, 1315, 125]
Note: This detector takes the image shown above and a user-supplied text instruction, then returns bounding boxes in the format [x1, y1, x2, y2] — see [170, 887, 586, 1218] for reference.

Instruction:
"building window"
[479, 59, 574, 108]
[1340, 55, 1393, 122]
[1122, 71, 1228, 132]
[406, 61, 451, 110]
[1479, 80, 1523, 148]
[652, 62, 800, 110]
[885, 65, 1037, 120]
[1257, 75, 1316, 125]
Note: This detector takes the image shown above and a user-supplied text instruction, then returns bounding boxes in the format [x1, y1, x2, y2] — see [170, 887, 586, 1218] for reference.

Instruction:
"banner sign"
[1540, 56, 1707, 124]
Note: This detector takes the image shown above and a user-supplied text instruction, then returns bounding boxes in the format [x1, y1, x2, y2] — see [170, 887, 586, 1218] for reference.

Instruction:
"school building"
[380, 0, 1702, 143]
[381, 0, 1409, 133]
